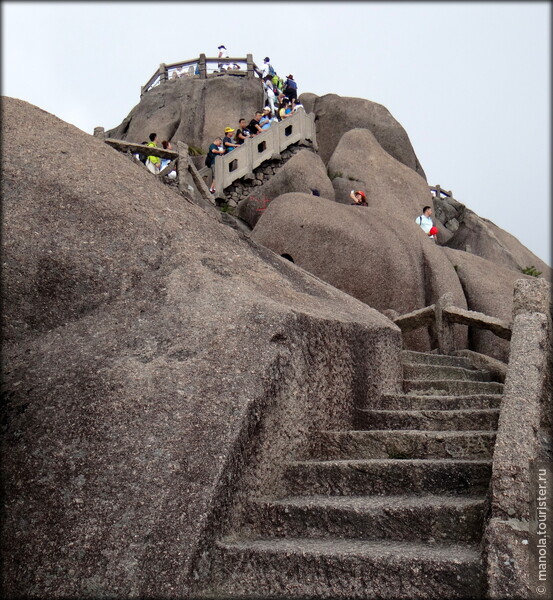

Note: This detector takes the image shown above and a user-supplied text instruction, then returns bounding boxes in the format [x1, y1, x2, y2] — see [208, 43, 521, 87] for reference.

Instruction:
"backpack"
[268, 64, 276, 77]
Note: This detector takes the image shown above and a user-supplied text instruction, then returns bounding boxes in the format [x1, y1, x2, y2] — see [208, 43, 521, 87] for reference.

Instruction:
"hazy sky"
[2, 1, 550, 264]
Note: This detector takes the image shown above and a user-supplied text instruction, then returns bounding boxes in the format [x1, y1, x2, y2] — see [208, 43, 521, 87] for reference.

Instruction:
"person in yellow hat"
[223, 127, 240, 153]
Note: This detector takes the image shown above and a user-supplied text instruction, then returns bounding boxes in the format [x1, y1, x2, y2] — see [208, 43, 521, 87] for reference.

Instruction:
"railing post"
[246, 54, 254, 78]
[484, 277, 552, 599]
[309, 112, 318, 151]
[199, 54, 207, 79]
[159, 63, 168, 83]
[214, 155, 224, 199]
[93, 127, 105, 140]
[140, 85, 145, 97]
[177, 141, 189, 194]
[435, 293, 455, 354]
[270, 125, 281, 160]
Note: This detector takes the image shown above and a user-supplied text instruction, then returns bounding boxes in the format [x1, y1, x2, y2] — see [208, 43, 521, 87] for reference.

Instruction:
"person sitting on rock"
[234, 119, 251, 145]
[223, 127, 240, 153]
[146, 132, 161, 174]
[416, 206, 438, 241]
[350, 190, 368, 206]
[247, 112, 264, 136]
[283, 74, 298, 102]
[205, 136, 225, 193]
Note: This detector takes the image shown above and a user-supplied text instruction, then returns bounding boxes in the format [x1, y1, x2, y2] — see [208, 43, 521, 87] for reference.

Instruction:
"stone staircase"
[198, 350, 503, 599]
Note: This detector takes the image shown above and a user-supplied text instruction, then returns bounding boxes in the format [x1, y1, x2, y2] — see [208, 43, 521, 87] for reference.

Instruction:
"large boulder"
[107, 75, 264, 151]
[441, 247, 533, 361]
[236, 149, 334, 228]
[445, 210, 551, 279]
[327, 128, 435, 221]
[1, 97, 401, 598]
[300, 92, 426, 179]
[251, 193, 468, 351]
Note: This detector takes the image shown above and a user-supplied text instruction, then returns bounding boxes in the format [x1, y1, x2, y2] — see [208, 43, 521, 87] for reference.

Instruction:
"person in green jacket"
[146, 132, 161, 173]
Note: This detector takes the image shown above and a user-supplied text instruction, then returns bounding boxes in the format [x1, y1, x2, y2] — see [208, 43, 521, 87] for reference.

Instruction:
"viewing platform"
[141, 54, 261, 96]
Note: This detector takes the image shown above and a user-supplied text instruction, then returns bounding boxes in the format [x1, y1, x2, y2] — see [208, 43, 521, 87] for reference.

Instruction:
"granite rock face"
[441, 247, 533, 361]
[251, 193, 468, 351]
[445, 209, 551, 279]
[1, 97, 401, 598]
[327, 128, 434, 220]
[236, 149, 335, 228]
[107, 75, 264, 151]
[300, 92, 426, 179]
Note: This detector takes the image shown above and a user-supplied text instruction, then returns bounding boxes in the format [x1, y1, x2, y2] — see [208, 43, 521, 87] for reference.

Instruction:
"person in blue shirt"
[284, 74, 298, 102]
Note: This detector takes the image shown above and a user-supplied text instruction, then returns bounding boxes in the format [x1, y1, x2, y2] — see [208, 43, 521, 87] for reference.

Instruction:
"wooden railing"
[208, 108, 317, 197]
[93, 128, 216, 205]
[141, 54, 260, 95]
[392, 292, 512, 354]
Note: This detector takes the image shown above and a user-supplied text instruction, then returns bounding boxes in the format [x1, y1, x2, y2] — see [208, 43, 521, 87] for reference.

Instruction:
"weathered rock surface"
[327, 128, 434, 220]
[107, 75, 264, 152]
[236, 149, 334, 228]
[251, 193, 468, 351]
[300, 92, 426, 179]
[1, 97, 401, 598]
[445, 209, 551, 279]
[441, 247, 533, 361]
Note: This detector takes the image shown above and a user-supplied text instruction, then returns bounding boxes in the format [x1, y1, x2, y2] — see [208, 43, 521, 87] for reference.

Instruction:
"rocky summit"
[1, 65, 551, 600]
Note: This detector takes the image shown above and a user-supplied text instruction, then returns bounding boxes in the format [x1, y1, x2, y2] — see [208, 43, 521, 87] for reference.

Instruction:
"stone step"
[403, 379, 504, 396]
[202, 538, 484, 599]
[283, 458, 491, 496]
[403, 363, 492, 382]
[402, 350, 472, 368]
[356, 408, 499, 431]
[373, 393, 502, 410]
[244, 494, 487, 543]
[308, 430, 496, 460]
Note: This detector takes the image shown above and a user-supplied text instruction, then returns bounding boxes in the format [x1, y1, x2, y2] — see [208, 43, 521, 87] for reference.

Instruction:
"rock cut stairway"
[199, 350, 503, 599]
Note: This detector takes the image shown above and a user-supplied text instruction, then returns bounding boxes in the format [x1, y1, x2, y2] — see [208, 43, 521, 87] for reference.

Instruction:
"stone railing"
[207, 108, 317, 198]
[391, 293, 512, 354]
[141, 54, 260, 95]
[483, 278, 552, 599]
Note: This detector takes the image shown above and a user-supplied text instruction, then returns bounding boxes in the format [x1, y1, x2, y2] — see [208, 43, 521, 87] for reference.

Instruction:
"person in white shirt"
[263, 77, 276, 116]
[416, 206, 438, 241]
[217, 45, 229, 71]
[261, 57, 274, 79]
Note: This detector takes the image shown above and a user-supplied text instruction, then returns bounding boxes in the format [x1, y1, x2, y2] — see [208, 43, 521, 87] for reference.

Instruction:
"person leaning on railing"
[146, 132, 161, 174]
[223, 127, 240, 153]
[234, 119, 251, 145]
[205, 136, 225, 193]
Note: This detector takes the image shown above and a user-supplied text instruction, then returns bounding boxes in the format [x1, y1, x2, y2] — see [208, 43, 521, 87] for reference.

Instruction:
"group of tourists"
[139, 133, 177, 179]
[203, 56, 303, 194]
[259, 56, 298, 118]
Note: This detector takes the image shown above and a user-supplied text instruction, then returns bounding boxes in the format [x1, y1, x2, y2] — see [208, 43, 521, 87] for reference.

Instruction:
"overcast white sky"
[2, 1, 551, 265]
